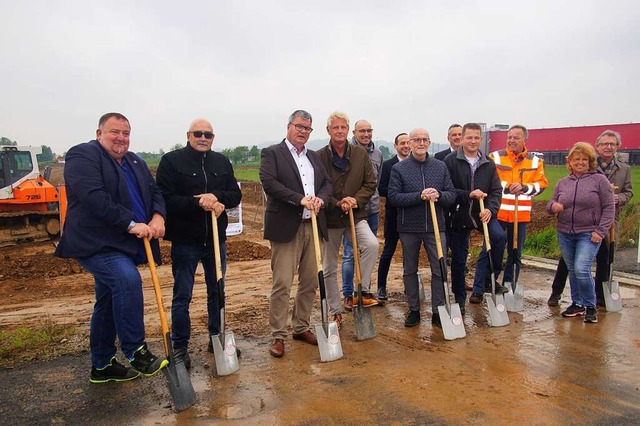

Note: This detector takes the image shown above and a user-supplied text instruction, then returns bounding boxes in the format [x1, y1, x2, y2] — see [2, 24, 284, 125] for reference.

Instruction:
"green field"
[537, 165, 640, 201]
[231, 164, 640, 199]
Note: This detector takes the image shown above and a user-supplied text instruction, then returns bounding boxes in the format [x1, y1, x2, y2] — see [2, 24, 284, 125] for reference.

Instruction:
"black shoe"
[547, 293, 561, 307]
[431, 313, 442, 328]
[130, 344, 168, 376]
[404, 310, 421, 327]
[377, 287, 388, 301]
[469, 293, 483, 304]
[561, 303, 586, 318]
[495, 284, 509, 295]
[208, 338, 241, 358]
[90, 357, 140, 384]
[584, 306, 598, 323]
[173, 347, 191, 370]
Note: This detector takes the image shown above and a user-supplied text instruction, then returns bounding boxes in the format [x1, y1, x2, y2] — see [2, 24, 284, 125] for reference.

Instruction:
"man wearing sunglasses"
[156, 118, 242, 369]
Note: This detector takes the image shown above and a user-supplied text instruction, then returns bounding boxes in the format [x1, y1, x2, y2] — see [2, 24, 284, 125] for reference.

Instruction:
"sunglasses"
[191, 131, 214, 139]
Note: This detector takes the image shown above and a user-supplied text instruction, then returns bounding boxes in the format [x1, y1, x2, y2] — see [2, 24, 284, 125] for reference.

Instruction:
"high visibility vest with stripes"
[491, 149, 549, 223]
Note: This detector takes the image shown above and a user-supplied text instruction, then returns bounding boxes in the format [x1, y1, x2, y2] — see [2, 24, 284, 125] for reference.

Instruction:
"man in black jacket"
[443, 123, 507, 308]
[376, 132, 410, 301]
[156, 118, 242, 368]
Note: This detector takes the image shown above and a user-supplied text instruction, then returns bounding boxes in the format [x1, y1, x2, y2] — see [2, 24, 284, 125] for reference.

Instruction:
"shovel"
[603, 224, 623, 312]
[348, 207, 376, 341]
[478, 198, 509, 327]
[210, 212, 239, 376]
[418, 274, 426, 301]
[143, 238, 196, 412]
[429, 199, 466, 340]
[504, 195, 524, 312]
[310, 212, 343, 362]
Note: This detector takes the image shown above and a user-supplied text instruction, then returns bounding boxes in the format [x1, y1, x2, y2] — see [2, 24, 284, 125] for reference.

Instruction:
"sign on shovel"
[310, 213, 343, 362]
[429, 200, 466, 340]
[478, 198, 509, 327]
[211, 212, 240, 376]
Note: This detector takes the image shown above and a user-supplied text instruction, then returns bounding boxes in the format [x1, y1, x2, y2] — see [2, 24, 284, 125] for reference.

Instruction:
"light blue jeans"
[341, 213, 379, 297]
[557, 232, 601, 307]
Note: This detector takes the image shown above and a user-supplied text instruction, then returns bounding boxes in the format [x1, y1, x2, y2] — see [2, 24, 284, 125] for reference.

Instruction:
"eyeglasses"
[356, 129, 373, 133]
[290, 123, 313, 133]
[190, 131, 214, 139]
[410, 138, 431, 144]
[598, 142, 617, 147]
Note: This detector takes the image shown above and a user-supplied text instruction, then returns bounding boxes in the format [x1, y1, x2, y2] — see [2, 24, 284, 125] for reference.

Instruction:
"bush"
[523, 226, 561, 258]
[618, 202, 639, 248]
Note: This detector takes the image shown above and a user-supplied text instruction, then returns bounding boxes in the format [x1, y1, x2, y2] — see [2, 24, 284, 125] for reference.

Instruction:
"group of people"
[56, 110, 632, 383]
[56, 113, 241, 383]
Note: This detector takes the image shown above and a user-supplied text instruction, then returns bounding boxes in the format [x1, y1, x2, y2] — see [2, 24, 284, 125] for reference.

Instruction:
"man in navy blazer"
[259, 110, 332, 358]
[55, 112, 168, 383]
[434, 124, 463, 161]
[376, 132, 411, 301]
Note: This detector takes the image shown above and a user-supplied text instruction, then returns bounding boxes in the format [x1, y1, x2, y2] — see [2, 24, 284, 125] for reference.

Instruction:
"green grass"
[522, 226, 561, 257]
[0, 320, 77, 364]
[537, 165, 640, 201]
[234, 166, 260, 182]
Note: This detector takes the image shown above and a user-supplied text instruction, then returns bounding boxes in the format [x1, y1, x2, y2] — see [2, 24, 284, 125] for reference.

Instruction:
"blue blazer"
[55, 140, 165, 264]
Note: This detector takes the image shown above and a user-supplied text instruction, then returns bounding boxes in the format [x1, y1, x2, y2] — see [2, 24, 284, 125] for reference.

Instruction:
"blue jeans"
[500, 221, 528, 284]
[171, 242, 226, 349]
[77, 252, 146, 368]
[557, 232, 600, 307]
[472, 219, 506, 294]
[341, 213, 379, 297]
[377, 232, 399, 292]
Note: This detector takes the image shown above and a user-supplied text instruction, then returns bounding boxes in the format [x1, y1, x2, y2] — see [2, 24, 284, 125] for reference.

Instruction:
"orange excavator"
[0, 146, 65, 246]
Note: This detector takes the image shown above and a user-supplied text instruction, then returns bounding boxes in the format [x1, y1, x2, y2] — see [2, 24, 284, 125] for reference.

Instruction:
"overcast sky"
[1, 1, 638, 155]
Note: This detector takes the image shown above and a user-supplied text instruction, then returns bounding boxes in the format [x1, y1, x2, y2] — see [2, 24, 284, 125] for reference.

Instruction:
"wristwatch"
[127, 220, 136, 231]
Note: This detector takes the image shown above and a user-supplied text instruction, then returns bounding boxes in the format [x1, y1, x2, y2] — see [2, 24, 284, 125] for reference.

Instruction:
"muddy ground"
[1, 184, 639, 425]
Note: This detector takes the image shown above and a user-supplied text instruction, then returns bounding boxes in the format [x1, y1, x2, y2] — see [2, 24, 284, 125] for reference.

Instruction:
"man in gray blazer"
[259, 110, 333, 358]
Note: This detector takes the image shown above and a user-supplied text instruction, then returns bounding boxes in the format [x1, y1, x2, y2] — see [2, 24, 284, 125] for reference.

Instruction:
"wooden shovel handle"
[513, 195, 518, 249]
[478, 196, 491, 251]
[143, 237, 170, 357]
[310, 212, 323, 273]
[348, 207, 361, 284]
[211, 211, 223, 278]
[429, 199, 444, 259]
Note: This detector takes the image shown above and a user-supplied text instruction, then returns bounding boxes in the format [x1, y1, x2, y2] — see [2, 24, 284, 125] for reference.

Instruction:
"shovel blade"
[504, 282, 524, 313]
[353, 306, 376, 341]
[315, 322, 343, 362]
[484, 293, 510, 327]
[164, 357, 196, 412]
[212, 333, 239, 376]
[603, 280, 623, 312]
[418, 275, 426, 302]
[437, 304, 466, 340]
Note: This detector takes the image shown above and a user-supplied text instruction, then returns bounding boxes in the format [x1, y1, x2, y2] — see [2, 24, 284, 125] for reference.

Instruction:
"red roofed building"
[488, 123, 640, 165]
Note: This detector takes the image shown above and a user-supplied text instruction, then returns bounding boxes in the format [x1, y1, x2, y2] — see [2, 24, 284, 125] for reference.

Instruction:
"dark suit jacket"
[259, 140, 333, 243]
[55, 140, 165, 264]
[434, 147, 454, 161]
[378, 155, 399, 238]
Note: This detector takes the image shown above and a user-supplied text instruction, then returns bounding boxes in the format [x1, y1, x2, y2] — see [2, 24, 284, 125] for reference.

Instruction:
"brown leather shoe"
[343, 297, 353, 312]
[269, 339, 284, 357]
[464, 279, 473, 292]
[292, 330, 318, 346]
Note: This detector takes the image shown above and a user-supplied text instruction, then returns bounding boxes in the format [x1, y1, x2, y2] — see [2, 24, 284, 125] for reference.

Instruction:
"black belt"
[303, 218, 312, 223]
